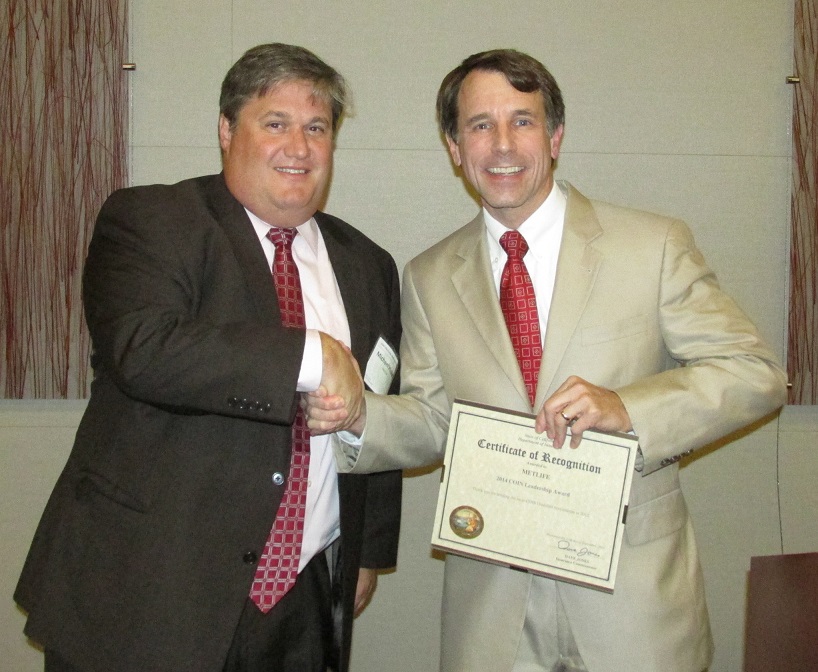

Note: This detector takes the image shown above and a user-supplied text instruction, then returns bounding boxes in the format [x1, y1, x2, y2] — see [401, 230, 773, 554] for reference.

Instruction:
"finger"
[354, 585, 371, 613]
[534, 406, 548, 434]
[354, 594, 369, 617]
[559, 409, 576, 427]
[305, 393, 347, 410]
[551, 375, 579, 396]
[305, 406, 348, 424]
[306, 416, 348, 435]
[543, 404, 573, 444]
[550, 418, 569, 448]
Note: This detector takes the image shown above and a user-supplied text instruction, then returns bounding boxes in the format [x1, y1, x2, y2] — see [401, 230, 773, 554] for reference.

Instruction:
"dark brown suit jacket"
[15, 173, 402, 672]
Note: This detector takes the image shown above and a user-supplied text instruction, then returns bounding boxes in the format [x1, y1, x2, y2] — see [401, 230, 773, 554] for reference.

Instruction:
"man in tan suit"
[307, 49, 787, 672]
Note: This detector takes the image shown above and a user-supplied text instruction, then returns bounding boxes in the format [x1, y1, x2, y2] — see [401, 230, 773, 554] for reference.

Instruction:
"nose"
[492, 123, 514, 154]
[284, 128, 309, 159]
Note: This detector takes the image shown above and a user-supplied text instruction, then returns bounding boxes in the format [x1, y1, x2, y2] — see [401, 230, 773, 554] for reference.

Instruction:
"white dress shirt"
[484, 182, 568, 342]
[248, 210, 347, 572]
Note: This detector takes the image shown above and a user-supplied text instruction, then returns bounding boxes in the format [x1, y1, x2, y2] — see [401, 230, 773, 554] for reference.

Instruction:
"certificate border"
[432, 399, 638, 592]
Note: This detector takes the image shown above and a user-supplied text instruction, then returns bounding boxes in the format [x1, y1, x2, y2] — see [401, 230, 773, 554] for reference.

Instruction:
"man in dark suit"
[15, 43, 402, 672]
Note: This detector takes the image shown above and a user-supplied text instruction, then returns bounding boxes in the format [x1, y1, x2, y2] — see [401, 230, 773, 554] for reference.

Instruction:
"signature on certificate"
[558, 539, 601, 558]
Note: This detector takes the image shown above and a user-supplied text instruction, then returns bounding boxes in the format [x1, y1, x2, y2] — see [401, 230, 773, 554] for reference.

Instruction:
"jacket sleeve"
[84, 184, 304, 423]
[615, 219, 787, 473]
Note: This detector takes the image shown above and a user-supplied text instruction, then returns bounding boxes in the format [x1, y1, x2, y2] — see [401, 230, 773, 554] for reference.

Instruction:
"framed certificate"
[431, 399, 639, 592]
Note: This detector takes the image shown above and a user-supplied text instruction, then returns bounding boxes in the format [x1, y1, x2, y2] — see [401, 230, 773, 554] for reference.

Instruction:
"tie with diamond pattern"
[249, 226, 310, 612]
[499, 230, 542, 407]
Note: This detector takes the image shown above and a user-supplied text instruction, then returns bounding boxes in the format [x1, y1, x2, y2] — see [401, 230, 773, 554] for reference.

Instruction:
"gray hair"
[219, 43, 349, 131]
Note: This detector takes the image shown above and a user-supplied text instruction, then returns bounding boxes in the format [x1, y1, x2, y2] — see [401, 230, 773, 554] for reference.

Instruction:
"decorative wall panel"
[0, 0, 128, 398]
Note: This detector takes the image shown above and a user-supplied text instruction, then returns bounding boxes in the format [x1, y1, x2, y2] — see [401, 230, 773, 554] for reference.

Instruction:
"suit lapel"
[204, 190, 368, 363]
[205, 173, 281, 324]
[451, 215, 530, 407]
[314, 213, 370, 366]
[535, 184, 603, 407]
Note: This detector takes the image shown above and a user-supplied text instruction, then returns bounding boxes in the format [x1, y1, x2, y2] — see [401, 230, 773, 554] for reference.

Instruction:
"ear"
[446, 134, 462, 167]
[550, 124, 565, 160]
[218, 114, 232, 153]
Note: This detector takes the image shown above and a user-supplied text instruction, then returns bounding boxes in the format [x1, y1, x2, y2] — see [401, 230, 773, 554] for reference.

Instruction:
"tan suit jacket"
[337, 182, 787, 672]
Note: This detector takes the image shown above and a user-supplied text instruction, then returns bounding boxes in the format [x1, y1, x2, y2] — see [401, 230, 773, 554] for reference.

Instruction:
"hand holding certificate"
[431, 400, 639, 592]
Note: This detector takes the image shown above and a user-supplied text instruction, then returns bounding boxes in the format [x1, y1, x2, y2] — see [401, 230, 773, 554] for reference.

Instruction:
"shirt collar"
[484, 181, 567, 258]
[245, 208, 320, 255]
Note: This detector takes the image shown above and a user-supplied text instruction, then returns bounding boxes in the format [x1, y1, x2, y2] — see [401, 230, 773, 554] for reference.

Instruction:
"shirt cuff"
[337, 426, 365, 446]
[332, 431, 363, 471]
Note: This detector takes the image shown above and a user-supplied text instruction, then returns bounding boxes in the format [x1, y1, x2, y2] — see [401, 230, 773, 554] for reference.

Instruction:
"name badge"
[364, 337, 398, 394]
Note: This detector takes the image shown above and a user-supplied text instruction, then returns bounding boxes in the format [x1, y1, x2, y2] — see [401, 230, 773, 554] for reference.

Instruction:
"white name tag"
[364, 337, 398, 395]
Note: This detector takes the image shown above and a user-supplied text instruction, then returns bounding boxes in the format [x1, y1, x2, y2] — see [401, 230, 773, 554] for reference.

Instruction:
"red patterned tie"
[249, 226, 310, 612]
[499, 230, 542, 407]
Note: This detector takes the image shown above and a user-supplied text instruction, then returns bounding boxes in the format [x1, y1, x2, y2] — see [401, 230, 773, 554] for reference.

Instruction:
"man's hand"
[311, 332, 363, 434]
[354, 568, 378, 617]
[536, 375, 632, 449]
[302, 387, 367, 437]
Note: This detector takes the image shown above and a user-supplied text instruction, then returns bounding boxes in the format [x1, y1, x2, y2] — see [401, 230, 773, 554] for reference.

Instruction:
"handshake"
[301, 332, 366, 437]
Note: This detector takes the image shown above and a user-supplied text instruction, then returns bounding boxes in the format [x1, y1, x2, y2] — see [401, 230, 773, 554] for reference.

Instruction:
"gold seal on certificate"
[449, 506, 484, 539]
[431, 400, 639, 592]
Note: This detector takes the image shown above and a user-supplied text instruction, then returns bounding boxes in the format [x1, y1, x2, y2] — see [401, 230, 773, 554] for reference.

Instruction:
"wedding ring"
[560, 411, 576, 427]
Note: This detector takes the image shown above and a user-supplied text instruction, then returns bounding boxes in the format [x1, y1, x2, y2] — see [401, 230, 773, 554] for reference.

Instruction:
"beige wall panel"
[325, 148, 478, 271]
[130, 0, 232, 150]
[131, 146, 222, 187]
[680, 420, 783, 672]
[777, 406, 818, 553]
[725, 278, 787, 364]
[556, 0, 792, 157]
[1, 403, 85, 672]
[227, 0, 791, 157]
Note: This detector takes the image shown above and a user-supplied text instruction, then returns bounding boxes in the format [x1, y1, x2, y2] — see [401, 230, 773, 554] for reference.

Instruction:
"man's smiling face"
[447, 69, 564, 229]
[220, 79, 333, 228]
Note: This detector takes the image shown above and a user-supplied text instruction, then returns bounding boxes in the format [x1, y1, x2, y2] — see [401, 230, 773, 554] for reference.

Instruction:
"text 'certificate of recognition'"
[431, 400, 639, 592]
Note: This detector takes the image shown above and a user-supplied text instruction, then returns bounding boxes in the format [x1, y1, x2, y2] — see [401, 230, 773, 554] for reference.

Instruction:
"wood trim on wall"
[787, 0, 818, 403]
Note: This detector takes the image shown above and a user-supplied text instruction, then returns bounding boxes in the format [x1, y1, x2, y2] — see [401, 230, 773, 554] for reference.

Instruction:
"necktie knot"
[500, 230, 529, 259]
[266, 226, 304, 330]
[267, 226, 297, 249]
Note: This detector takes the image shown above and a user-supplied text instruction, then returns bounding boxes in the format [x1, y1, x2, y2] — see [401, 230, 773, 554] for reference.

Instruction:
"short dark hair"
[436, 49, 565, 141]
[219, 43, 349, 131]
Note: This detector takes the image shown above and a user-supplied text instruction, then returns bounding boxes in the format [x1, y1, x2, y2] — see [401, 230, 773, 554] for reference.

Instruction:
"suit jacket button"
[272, 472, 285, 486]
[228, 397, 238, 407]
[263, 403, 272, 413]
[243, 551, 258, 564]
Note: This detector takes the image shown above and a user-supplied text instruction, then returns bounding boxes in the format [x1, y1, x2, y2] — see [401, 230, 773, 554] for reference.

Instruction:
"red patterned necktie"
[499, 230, 542, 407]
[249, 226, 310, 612]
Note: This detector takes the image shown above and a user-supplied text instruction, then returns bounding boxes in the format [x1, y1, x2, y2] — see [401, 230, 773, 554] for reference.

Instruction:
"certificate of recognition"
[431, 400, 639, 592]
